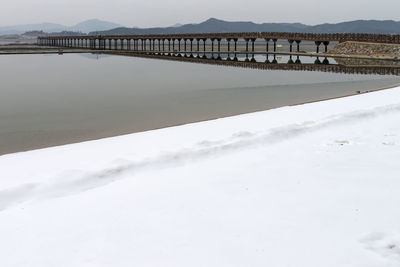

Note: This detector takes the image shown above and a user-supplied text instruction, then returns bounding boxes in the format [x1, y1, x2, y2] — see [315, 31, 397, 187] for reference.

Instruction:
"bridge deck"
[38, 32, 400, 44]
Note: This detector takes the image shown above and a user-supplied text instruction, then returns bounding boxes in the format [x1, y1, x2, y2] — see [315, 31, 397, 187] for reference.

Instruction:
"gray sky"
[1, 0, 399, 27]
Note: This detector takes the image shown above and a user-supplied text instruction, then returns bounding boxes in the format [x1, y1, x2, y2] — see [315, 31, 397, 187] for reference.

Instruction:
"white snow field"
[1, 86, 400, 267]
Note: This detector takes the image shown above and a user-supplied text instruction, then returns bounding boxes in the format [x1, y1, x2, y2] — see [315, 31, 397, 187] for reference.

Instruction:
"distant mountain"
[0, 19, 122, 35]
[308, 20, 400, 34]
[92, 18, 309, 35]
[0, 23, 65, 35]
[171, 23, 184, 28]
[91, 18, 400, 36]
[3, 18, 400, 36]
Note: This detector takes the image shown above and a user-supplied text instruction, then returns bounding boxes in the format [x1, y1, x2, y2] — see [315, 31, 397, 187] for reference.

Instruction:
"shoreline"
[2, 79, 399, 157]
[292, 81, 400, 106]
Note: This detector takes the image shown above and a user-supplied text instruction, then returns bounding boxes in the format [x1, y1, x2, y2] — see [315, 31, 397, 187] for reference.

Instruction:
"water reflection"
[1, 53, 400, 155]
[108, 51, 400, 76]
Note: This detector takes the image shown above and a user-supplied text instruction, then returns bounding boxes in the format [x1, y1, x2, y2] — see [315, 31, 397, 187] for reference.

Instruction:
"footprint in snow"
[360, 232, 400, 262]
[335, 140, 351, 146]
[231, 131, 253, 139]
[382, 142, 396, 146]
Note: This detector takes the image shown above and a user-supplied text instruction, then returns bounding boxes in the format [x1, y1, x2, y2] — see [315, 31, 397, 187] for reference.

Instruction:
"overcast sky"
[1, 0, 399, 27]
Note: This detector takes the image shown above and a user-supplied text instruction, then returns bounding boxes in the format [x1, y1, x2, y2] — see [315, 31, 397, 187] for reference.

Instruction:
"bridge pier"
[323, 41, 330, 53]
[265, 53, 270, 64]
[272, 54, 278, 64]
[296, 40, 301, 52]
[184, 39, 187, 52]
[251, 38, 256, 52]
[196, 38, 200, 52]
[288, 40, 294, 52]
[265, 38, 270, 52]
[233, 53, 238, 61]
[245, 38, 249, 52]
[315, 41, 322, 53]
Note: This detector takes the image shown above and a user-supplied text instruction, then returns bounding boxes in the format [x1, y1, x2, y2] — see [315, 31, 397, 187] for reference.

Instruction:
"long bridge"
[35, 32, 400, 76]
[38, 32, 400, 54]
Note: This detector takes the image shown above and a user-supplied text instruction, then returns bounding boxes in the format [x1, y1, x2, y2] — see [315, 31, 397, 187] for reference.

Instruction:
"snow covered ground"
[0, 86, 400, 267]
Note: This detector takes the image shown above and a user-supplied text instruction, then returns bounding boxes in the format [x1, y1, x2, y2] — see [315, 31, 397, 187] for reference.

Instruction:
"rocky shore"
[330, 41, 400, 58]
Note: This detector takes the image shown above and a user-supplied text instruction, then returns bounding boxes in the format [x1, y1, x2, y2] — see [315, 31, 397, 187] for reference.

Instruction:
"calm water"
[1, 53, 399, 155]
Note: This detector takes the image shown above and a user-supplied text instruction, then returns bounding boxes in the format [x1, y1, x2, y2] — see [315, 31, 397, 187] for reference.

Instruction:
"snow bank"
[1, 87, 400, 267]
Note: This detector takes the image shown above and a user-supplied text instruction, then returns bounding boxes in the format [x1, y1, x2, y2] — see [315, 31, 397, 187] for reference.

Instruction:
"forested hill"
[90, 18, 400, 36]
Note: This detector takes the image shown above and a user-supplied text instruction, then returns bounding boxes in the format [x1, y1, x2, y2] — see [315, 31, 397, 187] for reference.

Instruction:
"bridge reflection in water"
[104, 51, 400, 76]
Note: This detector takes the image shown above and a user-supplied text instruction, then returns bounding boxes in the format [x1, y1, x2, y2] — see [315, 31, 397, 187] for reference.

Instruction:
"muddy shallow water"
[0, 53, 399, 155]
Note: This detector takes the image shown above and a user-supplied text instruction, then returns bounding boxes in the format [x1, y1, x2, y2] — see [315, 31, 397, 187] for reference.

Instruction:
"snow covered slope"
[1, 87, 400, 267]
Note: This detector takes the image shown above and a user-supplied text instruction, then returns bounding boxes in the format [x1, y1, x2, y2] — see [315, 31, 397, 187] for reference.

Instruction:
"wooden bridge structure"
[38, 32, 400, 54]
